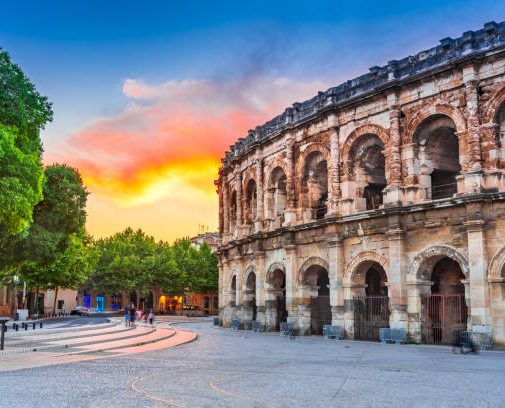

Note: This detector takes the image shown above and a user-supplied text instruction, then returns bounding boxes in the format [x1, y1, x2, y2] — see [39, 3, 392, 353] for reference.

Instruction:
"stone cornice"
[218, 191, 505, 251]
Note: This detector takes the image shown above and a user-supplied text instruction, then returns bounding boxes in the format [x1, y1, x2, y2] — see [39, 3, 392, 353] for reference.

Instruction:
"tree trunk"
[35, 287, 39, 316]
[52, 286, 59, 316]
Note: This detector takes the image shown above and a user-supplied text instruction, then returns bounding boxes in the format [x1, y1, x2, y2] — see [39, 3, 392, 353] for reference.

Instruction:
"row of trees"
[0, 47, 218, 313]
[87, 229, 218, 299]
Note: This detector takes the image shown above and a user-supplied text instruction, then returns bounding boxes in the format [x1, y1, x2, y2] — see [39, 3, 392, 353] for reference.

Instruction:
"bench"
[379, 328, 407, 345]
[231, 319, 240, 330]
[252, 321, 264, 333]
[471, 325, 493, 351]
[323, 325, 343, 341]
[280, 322, 295, 338]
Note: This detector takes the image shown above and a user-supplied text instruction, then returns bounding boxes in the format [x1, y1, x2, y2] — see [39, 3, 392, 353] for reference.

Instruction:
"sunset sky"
[2, 0, 505, 242]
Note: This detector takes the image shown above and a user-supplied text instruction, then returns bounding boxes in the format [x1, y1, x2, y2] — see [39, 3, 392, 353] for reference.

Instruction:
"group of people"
[124, 304, 154, 327]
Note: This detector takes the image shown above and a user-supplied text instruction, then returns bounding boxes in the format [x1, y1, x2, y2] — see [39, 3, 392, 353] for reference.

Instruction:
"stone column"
[387, 224, 408, 331]
[465, 217, 490, 326]
[255, 153, 264, 232]
[284, 244, 298, 327]
[255, 251, 266, 327]
[406, 280, 432, 343]
[464, 76, 483, 172]
[222, 183, 229, 235]
[384, 100, 403, 205]
[327, 128, 340, 216]
[284, 138, 296, 225]
[329, 237, 345, 328]
[234, 169, 242, 237]
[458, 66, 484, 194]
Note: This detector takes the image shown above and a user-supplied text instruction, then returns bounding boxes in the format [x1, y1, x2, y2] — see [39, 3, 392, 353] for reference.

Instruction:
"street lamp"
[13, 275, 19, 321]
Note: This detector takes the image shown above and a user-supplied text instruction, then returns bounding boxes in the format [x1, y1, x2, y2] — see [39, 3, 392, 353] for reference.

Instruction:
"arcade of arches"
[218, 27, 505, 345]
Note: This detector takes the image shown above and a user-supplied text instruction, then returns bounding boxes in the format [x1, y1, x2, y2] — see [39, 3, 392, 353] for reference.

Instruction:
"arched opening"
[413, 115, 460, 199]
[493, 102, 505, 167]
[303, 265, 331, 334]
[302, 151, 328, 220]
[349, 134, 386, 210]
[421, 256, 467, 345]
[266, 268, 286, 331]
[229, 190, 237, 231]
[352, 262, 390, 341]
[230, 275, 237, 307]
[244, 179, 257, 229]
[245, 271, 257, 323]
[266, 167, 287, 227]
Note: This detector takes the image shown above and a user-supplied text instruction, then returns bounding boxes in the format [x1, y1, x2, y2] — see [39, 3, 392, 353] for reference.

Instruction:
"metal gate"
[421, 294, 467, 345]
[310, 295, 331, 335]
[353, 296, 390, 341]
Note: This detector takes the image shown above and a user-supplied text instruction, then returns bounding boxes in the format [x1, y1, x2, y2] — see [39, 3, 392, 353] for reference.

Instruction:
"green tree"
[0, 48, 52, 237]
[15, 164, 90, 312]
[89, 228, 157, 297]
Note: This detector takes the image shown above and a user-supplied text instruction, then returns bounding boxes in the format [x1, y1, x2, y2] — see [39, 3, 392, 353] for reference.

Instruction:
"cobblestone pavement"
[0, 321, 504, 408]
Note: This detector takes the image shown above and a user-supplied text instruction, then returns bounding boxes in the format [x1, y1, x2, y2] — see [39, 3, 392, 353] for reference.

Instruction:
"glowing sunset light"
[44, 76, 326, 240]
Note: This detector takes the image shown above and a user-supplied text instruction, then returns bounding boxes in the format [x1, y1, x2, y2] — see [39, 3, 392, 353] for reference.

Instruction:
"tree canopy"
[86, 230, 218, 297]
[0, 48, 53, 236]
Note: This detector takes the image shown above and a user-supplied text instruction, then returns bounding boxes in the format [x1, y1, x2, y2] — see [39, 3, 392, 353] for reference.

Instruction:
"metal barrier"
[252, 321, 264, 333]
[231, 319, 240, 330]
[471, 325, 493, 351]
[322, 325, 343, 340]
[379, 328, 407, 345]
[280, 322, 295, 337]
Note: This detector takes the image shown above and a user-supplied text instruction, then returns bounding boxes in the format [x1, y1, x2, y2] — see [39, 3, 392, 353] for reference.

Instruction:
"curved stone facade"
[217, 21, 505, 344]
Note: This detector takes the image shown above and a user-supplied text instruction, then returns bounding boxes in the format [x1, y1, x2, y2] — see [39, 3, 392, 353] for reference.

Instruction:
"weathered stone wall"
[217, 22, 505, 345]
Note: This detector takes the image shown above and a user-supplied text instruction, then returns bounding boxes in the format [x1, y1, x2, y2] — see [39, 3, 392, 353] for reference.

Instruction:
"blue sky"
[2, 0, 505, 240]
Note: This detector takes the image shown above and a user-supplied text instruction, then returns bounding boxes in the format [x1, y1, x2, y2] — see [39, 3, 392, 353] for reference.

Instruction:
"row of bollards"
[6, 321, 43, 332]
[0, 318, 43, 351]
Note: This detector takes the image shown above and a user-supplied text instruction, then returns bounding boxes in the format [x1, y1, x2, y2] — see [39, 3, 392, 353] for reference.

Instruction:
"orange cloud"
[46, 75, 326, 239]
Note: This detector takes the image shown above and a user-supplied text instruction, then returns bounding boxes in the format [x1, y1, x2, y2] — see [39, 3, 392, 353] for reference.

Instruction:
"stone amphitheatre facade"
[216, 21, 505, 345]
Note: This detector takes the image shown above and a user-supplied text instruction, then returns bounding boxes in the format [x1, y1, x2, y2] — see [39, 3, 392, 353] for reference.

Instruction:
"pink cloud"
[48, 75, 327, 205]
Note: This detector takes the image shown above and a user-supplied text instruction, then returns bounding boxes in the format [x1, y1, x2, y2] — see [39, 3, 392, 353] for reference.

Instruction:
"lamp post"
[13, 275, 19, 321]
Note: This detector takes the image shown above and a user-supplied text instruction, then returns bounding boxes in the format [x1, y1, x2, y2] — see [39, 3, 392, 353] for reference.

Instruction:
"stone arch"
[264, 157, 288, 184]
[298, 142, 330, 167]
[488, 246, 505, 281]
[482, 84, 505, 125]
[243, 265, 256, 291]
[341, 124, 390, 161]
[403, 104, 467, 145]
[344, 251, 390, 286]
[241, 166, 257, 194]
[298, 256, 329, 285]
[409, 245, 469, 281]
[266, 262, 286, 284]
[481, 85, 505, 169]
[297, 144, 330, 220]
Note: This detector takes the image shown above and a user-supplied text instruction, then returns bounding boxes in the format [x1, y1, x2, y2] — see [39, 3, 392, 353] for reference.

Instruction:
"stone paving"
[0, 321, 504, 407]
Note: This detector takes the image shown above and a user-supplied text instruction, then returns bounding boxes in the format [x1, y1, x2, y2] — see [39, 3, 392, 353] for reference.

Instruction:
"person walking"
[129, 303, 136, 328]
[148, 309, 154, 325]
[124, 306, 130, 327]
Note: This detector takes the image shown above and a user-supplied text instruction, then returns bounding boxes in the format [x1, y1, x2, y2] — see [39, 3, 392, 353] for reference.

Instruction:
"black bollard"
[15, 323, 18, 331]
[0, 324, 4, 350]
[32, 322, 36, 330]
[24, 323, 27, 331]
[40, 322, 43, 329]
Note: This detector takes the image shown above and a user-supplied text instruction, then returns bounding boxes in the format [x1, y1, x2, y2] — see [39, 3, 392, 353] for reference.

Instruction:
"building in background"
[77, 232, 219, 316]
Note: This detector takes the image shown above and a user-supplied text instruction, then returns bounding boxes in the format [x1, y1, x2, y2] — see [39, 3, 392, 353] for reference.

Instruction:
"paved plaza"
[0, 320, 504, 407]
